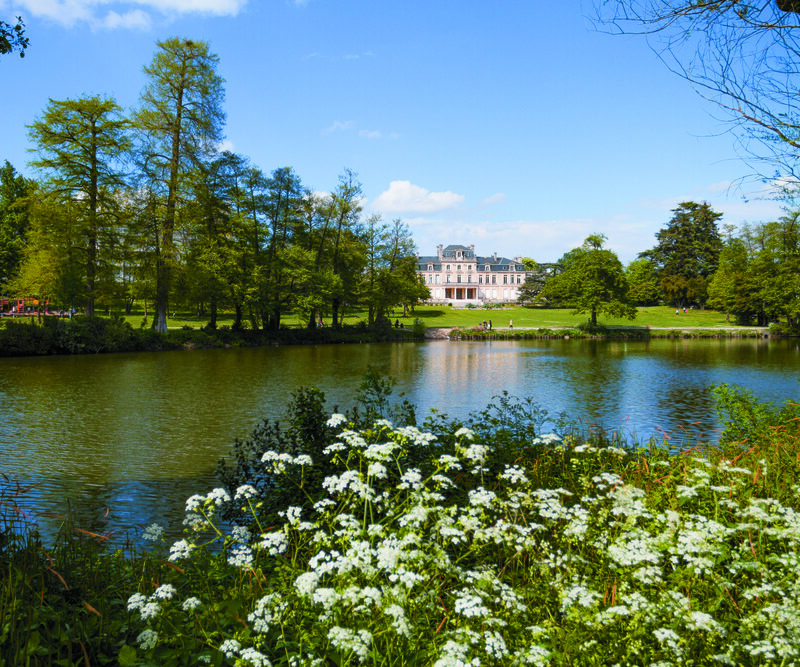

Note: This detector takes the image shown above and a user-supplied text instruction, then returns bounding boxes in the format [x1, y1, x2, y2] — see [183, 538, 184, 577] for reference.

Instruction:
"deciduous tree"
[133, 38, 225, 332]
[541, 234, 636, 325]
[28, 96, 130, 315]
[0, 161, 32, 288]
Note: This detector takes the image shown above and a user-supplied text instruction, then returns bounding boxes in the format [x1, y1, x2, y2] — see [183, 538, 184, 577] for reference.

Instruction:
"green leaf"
[25, 630, 40, 653]
[118, 644, 138, 666]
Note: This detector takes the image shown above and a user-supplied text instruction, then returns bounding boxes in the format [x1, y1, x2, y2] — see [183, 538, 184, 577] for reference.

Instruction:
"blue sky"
[0, 0, 788, 263]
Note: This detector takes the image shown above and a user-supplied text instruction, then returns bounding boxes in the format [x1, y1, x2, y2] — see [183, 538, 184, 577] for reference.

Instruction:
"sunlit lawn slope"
[117, 305, 740, 331]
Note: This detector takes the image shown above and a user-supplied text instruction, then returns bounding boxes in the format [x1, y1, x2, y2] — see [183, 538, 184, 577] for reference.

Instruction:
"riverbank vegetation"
[3, 380, 800, 665]
[0, 302, 783, 357]
[0, 314, 425, 357]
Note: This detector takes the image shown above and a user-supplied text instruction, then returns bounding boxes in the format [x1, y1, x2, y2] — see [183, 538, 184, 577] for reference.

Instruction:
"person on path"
[509, 319, 513, 329]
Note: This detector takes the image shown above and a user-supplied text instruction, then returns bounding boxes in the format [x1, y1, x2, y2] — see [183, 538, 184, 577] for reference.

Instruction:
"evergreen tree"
[642, 201, 723, 308]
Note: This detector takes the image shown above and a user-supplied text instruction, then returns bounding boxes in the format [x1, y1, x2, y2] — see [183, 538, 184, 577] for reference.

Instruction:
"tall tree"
[0, 161, 32, 288]
[596, 1, 800, 179]
[541, 234, 636, 326]
[707, 236, 756, 323]
[13, 189, 85, 308]
[261, 167, 305, 330]
[28, 96, 129, 315]
[642, 201, 723, 308]
[133, 37, 225, 332]
[182, 155, 241, 329]
[361, 217, 425, 326]
[314, 169, 365, 329]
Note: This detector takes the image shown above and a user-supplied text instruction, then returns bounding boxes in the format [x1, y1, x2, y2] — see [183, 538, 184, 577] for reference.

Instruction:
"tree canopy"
[541, 234, 636, 325]
[641, 201, 723, 308]
[133, 37, 225, 332]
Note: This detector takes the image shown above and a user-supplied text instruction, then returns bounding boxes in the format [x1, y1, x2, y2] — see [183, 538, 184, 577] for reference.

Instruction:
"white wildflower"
[182, 597, 202, 612]
[328, 626, 373, 661]
[295, 571, 320, 597]
[220, 639, 241, 659]
[234, 484, 259, 500]
[385, 604, 411, 637]
[228, 544, 254, 568]
[326, 413, 347, 428]
[142, 523, 164, 542]
[259, 530, 288, 556]
[139, 601, 160, 620]
[454, 592, 490, 618]
[168, 539, 194, 562]
[137, 629, 158, 651]
[239, 647, 271, 667]
[152, 583, 176, 600]
[127, 593, 147, 612]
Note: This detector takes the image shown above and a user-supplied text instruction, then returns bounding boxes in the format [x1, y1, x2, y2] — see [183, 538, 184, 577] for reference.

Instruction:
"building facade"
[417, 244, 529, 304]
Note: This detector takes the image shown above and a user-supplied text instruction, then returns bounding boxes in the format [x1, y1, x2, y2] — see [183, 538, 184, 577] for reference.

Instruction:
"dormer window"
[428, 264, 433, 271]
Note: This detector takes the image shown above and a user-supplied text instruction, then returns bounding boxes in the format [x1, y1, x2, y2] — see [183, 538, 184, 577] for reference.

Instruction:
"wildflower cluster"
[126, 416, 800, 665]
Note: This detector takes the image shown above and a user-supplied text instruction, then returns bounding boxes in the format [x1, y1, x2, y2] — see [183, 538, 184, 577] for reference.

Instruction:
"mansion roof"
[417, 243, 525, 272]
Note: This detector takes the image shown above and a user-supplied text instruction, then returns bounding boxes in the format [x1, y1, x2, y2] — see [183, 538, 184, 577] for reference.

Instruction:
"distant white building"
[417, 244, 529, 304]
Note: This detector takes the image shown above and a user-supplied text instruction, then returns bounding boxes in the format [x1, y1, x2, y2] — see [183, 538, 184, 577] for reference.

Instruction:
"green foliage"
[132, 388, 800, 665]
[625, 257, 661, 306]
[541, 233, 636, 325]
[5, 382, 800, 664]
[27, 96, 130, 316]
[0, 481, 140, 667]
[0, 161, 32, 289]
[134, 37, 225, 333]
[0, 17, 28, 57]
[642, 201, 723, 308]
[216, 371, 419, 527]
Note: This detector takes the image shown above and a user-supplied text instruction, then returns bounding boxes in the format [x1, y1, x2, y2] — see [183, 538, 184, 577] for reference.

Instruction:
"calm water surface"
[1, 338, 798, 538]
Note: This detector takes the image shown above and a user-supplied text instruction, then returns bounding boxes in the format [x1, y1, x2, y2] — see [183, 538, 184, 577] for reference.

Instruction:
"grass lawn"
[410, 305, 737, 329]
[111, 304, 743, 331]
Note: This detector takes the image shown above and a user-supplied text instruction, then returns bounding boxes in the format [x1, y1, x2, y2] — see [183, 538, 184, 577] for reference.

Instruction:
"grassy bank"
[0, 315, 424, 357]
[99, 305, 738, 331]
[3, 384, 800, 665]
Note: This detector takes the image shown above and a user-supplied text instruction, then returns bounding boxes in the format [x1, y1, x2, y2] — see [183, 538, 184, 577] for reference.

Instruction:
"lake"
[1, 337, 798, 540]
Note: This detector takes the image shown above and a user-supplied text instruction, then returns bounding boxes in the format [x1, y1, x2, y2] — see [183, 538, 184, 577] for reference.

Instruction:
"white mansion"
[417, 244, 530, 304]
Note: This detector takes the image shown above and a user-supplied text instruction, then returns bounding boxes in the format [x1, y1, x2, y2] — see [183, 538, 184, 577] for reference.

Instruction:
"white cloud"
[480, 193, 506, 207]
[12, 0, 246, 28]
[359, 129, 382, 139]
[321, 120, 354, 135]
[100, 9, 151, 29]
[373, 180, 465, 214]
[137, 0, 246, 12]
[216, 139, 235, 153]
